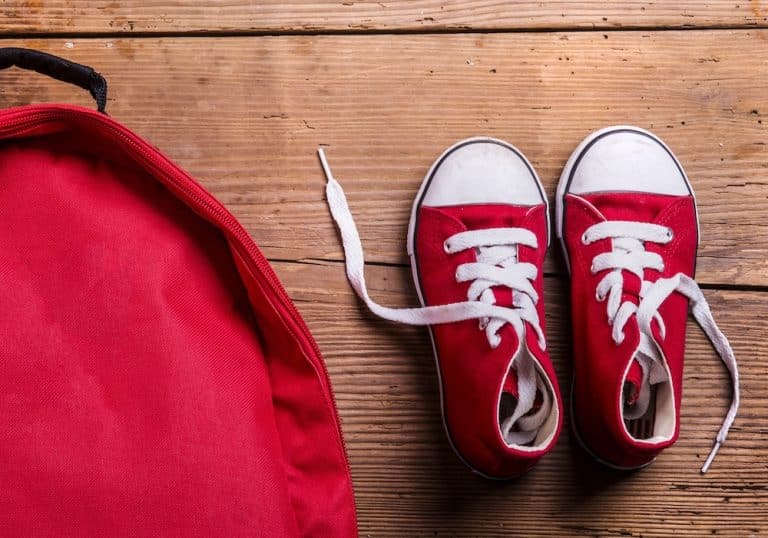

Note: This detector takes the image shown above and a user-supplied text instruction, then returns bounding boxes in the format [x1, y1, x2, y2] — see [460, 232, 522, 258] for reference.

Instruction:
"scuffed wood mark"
[752, 0, 765, 19]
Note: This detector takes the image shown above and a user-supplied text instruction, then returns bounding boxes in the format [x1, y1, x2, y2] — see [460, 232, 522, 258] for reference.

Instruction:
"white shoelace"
[318, 148, 551, 444]
[583, 220, 740, 473]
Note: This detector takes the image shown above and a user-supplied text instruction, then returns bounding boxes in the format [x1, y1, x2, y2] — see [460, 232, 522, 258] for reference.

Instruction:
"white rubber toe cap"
[565, 127, 691, 196]
[421, 138, 545, 207]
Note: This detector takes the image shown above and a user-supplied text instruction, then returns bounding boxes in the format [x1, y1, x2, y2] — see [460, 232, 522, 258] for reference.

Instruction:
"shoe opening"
[621, 337, 675, 443]
[498, 346, 559, 451]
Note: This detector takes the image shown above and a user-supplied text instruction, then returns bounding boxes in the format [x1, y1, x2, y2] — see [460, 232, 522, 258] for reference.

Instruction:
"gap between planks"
[267, 257, 768, 294]
[1, 23, 768, 40]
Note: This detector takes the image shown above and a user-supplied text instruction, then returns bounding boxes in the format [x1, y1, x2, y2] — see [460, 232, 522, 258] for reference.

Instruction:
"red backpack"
[0, 48, 357, 536]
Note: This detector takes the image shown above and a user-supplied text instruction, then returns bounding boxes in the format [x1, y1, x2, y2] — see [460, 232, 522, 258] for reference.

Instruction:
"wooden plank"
[0, 33, 766, 286]
[273, 260, 767, 537]
[1, 1, 768, 34]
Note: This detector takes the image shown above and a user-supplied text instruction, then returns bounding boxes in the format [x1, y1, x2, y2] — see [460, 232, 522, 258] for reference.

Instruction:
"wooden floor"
[2, 3, 767, 536]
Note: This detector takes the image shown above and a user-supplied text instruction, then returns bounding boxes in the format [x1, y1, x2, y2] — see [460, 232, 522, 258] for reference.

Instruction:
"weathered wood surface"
[0, 24, 766, 537]
[1, 1, 768, 34]
[1, 33, 765, 286]
[275, 261, 767, 537]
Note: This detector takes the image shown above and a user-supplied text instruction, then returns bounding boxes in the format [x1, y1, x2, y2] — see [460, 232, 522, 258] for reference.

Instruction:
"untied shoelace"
[318, 148, 551, 443]
[582, 220, 740, 473]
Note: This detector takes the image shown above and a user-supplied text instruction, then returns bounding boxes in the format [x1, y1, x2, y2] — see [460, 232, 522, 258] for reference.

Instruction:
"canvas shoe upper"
[556, 126, 740, 472]
[320, 138, 563, 479]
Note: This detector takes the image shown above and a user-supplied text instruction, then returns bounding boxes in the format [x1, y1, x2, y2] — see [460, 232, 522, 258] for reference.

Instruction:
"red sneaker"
[556, 126, 740, 473]
[321, 138, 563, 479]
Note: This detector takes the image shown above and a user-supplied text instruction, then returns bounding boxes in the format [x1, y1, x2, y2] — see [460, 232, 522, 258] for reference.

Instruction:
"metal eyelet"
[581, 232, 589, 245]
[666, 228, 674, 240]
[443, 241, 451, 253]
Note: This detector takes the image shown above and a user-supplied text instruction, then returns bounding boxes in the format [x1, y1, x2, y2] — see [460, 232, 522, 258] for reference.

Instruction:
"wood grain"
[1, 33, 765, 286]
[1, 1, 768, 34]
[274, 260, 767, 537]
[1, 17, 766, 536]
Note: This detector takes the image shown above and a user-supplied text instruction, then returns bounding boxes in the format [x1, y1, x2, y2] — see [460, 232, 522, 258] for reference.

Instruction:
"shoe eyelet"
[666, 228, 674, 240]
[581, 232, 589, 245]
[595, 290, 605, 302]
[443, 241, 451, 253]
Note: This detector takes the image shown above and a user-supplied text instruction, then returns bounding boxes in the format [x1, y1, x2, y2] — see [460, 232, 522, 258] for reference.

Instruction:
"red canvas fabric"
[414, 203, 562, 478]
[563, 191, 697, 468]
[0, 103, 357, 536]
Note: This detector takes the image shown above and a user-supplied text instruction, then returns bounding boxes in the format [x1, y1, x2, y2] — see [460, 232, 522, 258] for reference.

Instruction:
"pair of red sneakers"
[320, 127, 739, 479]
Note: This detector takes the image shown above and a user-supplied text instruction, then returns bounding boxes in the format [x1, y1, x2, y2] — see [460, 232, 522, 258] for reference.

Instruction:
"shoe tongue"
[623, 360, 644, 406]
[435, 203, 535, 230]
[435, 204, 545, 407]
[434, 204, 539, 311]
[622, 335, 668, 418]
[502, 366, 544, 410]
[581, 192, 683, 223]
[503, 367, 520, 398]
[577, 194, 684, 418]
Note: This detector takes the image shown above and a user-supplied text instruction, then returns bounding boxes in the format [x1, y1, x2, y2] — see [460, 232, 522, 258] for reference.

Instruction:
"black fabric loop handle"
[0, 47, 108, 113]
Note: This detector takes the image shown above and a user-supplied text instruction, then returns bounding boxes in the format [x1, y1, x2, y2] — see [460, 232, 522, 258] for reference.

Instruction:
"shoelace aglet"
[700, 440, 722, 474]
[317, 147, 334, 182]
[318, 147, 347, 216]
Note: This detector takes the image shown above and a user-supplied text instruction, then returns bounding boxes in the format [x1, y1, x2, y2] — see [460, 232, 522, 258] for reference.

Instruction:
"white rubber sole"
[405, 137, 549, 480]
